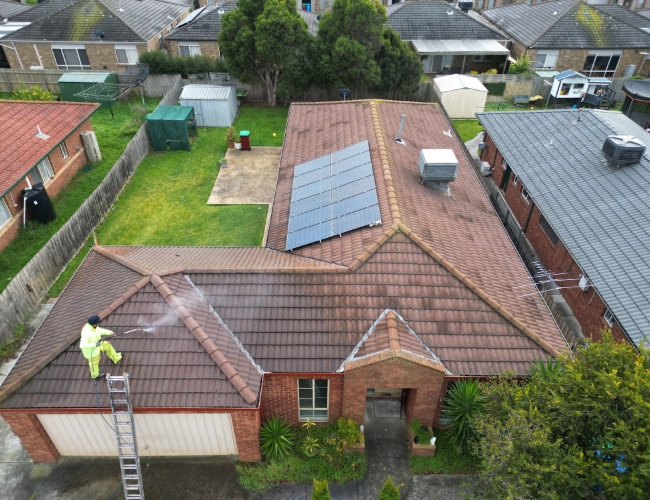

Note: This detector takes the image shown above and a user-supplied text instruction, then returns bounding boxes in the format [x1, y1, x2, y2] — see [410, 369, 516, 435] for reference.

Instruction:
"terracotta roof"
[0, 101, 97, 195]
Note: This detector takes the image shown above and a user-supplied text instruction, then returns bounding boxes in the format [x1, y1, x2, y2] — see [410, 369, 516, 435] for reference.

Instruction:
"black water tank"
[22, 183, 56, 224]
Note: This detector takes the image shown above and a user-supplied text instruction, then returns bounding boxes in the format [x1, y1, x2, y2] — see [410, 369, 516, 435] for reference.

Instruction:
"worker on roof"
[80, 315, 122, 379]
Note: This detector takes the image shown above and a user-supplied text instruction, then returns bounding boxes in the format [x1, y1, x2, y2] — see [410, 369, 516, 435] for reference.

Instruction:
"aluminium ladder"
[107, 374, 145, 500]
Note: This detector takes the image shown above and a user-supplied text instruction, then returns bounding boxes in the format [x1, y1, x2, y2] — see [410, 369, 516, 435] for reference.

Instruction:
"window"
[52, 45, 90, 70]
[472, 55, 491, 63]
[521, 187, 531, 204]
[30, 157, 54, 185]
[59, 142, 68, 159]
[534, 50, 559, 69]
[0, 198, 11, 229]
[298, 379, 328, 422]
[179, 44, 201, 57]
[604, 309, 614, 326]
[583, 50, 621, 77]
[512, 174, 519, 185]
[114, 45, 139, 65]
[539, 215, 559, 246]
[501, 159, 507, 169]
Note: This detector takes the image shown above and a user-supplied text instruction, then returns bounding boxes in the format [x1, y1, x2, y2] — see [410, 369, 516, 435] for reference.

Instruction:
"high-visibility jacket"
[80, 323, 113, 359]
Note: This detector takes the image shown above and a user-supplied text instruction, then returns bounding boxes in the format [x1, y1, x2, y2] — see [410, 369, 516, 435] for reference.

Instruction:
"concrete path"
[207, 147, 281, 205]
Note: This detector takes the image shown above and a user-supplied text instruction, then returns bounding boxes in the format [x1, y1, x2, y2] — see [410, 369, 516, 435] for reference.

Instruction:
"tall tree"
[375, 27, 422, 95]
[218, 0, 310, 106]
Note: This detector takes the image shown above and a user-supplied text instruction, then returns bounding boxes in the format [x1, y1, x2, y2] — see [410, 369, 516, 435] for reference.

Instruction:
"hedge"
[483, 82, 506, 96]
[139, 50, 228, 78]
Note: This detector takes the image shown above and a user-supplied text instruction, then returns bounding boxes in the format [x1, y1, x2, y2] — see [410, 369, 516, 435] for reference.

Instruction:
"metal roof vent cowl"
[601, 135, 646, 166]
[418, 149, 458, 193]
[458, 0, 474, 12]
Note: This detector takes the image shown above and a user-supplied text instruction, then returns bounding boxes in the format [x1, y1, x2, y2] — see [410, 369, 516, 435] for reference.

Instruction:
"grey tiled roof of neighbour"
[638, 9, 650, 21]
[481, 0, 650, 49]
[386, 0, 507, 41]
[477, 109, 650, 348]
[0, 0, 33, 19]
[165, 1, 237, 41]
[7, 0, 189, 42]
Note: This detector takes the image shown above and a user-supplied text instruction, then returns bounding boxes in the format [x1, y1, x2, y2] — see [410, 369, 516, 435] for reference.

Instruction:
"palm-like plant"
[303, 436, 320, 457]
[259, 416, 294, 460]
[441, 379, 484, 454]
[530, 357, 565, 382]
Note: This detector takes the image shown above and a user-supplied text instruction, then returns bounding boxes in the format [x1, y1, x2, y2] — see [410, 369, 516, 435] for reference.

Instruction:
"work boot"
[95, 373, 106, 379]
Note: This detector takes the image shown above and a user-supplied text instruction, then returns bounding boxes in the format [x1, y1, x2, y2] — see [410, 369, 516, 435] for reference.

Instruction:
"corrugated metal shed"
[180, 85, 238, 127]
[412, 39, 509, 56]
[434, 74, 488, 93]
[433, 75, 487, 118]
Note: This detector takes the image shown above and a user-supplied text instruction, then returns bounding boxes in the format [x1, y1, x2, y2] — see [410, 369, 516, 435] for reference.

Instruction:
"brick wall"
[342, 357, 445, 428]
[167, 40, 221, 59]
[618, 49, 649, 78]
[231, 410, 261, 462]
[260, 374, 344, 426]
[2, 413, 60, 462]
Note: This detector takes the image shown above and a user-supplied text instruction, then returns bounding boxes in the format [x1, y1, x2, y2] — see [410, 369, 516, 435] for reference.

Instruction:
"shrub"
[508, 54, 531, 74]
[311, 479, 331, 500]
[259, 416, 294, 460]
[483, 82, 506, 96]
[336, 417, 361, 444]
[12, 85, 56, 101]
[225, 126, 237, 143]
[303, 436, 320, 457]
[441, 379, 484, 454]
[379, 477, 400, 500]
[410, 417, 433, 444]
[483, 68, 498, 75]
[138, 50, 227, 77]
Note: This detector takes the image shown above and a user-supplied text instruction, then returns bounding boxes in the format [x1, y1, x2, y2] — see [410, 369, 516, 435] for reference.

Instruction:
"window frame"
[114, 44, 139, 65]
[30, 157, 54, 185]
[179, 43, 201, 57]
[501, 159, 507, 169]
[59, 142, 69, 159]
[0, 198, 11, 229]
[51, 45, 90, 70]
[534, 50, 559, 69]
[297, 379, 329, 422]
[582, 50, 622, 77]
[512, 174, 519, 185]
[604, 308, 614, 326]
[521, 186, 531, 204]
[539, 214, 559, 246]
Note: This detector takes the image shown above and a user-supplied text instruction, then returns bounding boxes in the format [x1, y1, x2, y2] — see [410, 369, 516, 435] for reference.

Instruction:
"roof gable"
[165, 1, 237, 41]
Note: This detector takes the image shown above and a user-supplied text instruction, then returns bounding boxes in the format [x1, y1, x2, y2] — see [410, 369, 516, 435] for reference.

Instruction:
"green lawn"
[231, 104, 289, 147]
[0, 97, 160, 294]
[451, 119, 484, 143]
[410, 430, 481, 474]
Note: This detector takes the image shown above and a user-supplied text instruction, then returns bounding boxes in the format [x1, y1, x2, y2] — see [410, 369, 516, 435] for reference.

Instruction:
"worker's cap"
[88, 315, 101, 326]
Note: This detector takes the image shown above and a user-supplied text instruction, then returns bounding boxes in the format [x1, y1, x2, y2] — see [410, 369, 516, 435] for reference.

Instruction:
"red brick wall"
[343, 357, 445, 428]
[260, 374, 344, 426]
[2, 414, 60, 462]
[231, 410, 261, 462]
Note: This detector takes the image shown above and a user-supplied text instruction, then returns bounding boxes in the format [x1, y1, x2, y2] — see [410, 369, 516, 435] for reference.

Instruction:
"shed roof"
[434, 74, 488, 93]
[554, 69, 588, 80]
[57, 72, 116, 83]
[477, 109, 650, 348]
[0, 101, 97, 195]
[147, 105, 194, 121]
[165, 1, 238, 41]
[413, 39, 509, 56]
[180, 85, 233, 101]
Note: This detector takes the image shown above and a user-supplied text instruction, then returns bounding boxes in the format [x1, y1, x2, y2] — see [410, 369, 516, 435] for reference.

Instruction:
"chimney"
[396, 114, 406, 145]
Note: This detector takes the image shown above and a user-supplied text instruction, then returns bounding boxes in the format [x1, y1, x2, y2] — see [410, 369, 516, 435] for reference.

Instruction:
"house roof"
[0, 0, 33, 19]
[476, 109, 650, 348]
[7, 0, 190, 43]
[412, 39, 509, 56]
[0, 101, 97, 196]
[386, 0, 508, 41]
[0, 100, 568, 411]
[481, 0, 650, 49]
[165, 1, 237, 41]
[638, 9, 650, 21]
[434, 74, 488, 93]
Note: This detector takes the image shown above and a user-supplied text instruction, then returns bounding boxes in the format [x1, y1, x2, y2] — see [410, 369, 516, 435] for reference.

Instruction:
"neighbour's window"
[472, 55, 491, 63]
[0, 198, 11, 228]
[534, 50, 559, 69]
[298, 379, 328, 422]
[539, 214, 559, 246]
[60, 142, 68, 159]
[52, 46, 90, 70]
[604, 309, 614, 326]
[521, 187, 531, 204]
[179, 44, 201, 57]
[512, 174, 519, 185]
[30, 157, 54, 185]
[501, 159, 507, 169]
[583, 51, 621, 77]
[115, 45, 139, 65]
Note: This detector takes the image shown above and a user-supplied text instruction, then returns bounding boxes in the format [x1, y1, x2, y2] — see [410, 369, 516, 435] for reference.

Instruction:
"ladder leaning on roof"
[107, 374, 145, 500]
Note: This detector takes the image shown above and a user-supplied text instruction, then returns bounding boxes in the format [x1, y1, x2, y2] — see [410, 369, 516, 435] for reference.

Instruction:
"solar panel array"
[286, 141, 381, 251]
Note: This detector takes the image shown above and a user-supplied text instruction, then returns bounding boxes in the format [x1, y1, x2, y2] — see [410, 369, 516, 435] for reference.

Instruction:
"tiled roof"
[477, 109, 650, 348]
[0, 0, 33, 19]
[0, 101, 97, 195]
[7, 0, 189, 42]
[386, 0, 507, 41]
[481, 0, 650, 49]
[638, 9, 650, 21]
[166, 1, 237, 41]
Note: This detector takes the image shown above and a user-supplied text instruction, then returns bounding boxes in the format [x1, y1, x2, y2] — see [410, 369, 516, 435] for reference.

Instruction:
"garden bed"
[409, 430, 481, 475]
[409, 424, 436, 457]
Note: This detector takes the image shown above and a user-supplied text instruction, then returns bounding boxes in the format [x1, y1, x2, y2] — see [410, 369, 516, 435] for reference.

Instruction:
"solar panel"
[286, 141, 381, 251]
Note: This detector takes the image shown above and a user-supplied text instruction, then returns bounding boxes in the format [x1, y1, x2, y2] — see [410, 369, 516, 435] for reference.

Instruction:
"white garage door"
[37, 413, 238, 457]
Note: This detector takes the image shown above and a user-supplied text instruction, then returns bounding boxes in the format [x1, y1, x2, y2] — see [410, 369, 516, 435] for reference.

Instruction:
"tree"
[378, 476, 400, 500]
[375, 27, 423, 95]
[218, 0, 310, 106]
[441, 379, 484, 454]
[311, 479, 331, 500]
[474, 332, 650, 499]
[507, 54, 531, 74]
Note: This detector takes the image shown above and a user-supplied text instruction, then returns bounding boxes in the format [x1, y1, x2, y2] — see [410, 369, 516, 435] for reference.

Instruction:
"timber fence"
[0, 79, 183, 343]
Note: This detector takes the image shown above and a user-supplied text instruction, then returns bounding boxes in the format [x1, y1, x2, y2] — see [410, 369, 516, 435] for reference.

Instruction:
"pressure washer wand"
[113, 327, 154, 337]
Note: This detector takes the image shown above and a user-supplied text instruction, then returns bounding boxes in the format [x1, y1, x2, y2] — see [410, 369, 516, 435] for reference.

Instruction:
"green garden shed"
[146, 105, 197, 152]
[57, 72, 118, 109]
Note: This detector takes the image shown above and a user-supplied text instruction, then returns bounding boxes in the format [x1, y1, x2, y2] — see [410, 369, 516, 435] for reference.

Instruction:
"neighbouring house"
[0, 0, 34, 65]
[0, 100, 567, 463]
[1, 0, 192, 72]
[0, 0, 33, 19]
[481, 0, 650, 77]
[477, 108, 650, 348]
[164, 1, 237, 58]
[0, 100, 98, 251]
[386, 0, 510, 75]
[478, 0, 650, 12]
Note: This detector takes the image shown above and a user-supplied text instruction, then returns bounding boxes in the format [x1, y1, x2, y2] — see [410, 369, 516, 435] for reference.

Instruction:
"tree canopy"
[474, 333, 650, 499]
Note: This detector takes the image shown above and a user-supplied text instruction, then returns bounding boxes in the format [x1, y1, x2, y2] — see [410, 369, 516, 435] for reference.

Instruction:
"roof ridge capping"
[93, 246, 153, 275]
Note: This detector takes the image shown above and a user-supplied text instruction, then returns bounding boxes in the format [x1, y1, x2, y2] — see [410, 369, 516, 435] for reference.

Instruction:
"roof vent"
[458, 0, 473, 12]
[418, 149, 458, 193]
[601, 135, 645, 166]
[34, 125, 49, 140]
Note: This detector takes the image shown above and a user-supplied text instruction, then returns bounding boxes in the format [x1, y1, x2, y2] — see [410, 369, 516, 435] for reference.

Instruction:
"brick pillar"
[231, 410, 261, 462]
[2, 413, 59, 462]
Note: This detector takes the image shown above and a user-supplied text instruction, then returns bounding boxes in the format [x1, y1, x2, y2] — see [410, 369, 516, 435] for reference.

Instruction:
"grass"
[0, 313, 31, 363]
[451, 120, 484, 143]
[410, 430, 481, 475]
[237, 421, 367, 492]
[0, 97, 160, 294]
[232, 104, 289, 147]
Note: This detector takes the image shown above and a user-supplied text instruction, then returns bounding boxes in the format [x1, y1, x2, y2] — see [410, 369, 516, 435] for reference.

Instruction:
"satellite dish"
[339, 88, 352, 100]
[95, 30, 105, 39]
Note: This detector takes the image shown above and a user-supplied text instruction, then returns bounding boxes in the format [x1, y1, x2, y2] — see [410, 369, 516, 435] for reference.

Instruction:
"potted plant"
[225, 127, 236, 149]
[219, 157, 227, 168]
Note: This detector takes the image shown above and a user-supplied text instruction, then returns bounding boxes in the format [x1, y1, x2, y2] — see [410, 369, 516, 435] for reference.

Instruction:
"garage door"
[37, 413, 238, 456]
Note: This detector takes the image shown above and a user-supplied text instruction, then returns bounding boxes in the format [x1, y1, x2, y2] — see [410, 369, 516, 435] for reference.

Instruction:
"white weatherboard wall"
[37, 413, 238, 456]
[179, 85, 238, 127]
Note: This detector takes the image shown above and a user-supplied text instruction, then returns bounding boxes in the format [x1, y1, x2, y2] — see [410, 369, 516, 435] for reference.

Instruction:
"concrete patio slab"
[207, 147, 282, 205]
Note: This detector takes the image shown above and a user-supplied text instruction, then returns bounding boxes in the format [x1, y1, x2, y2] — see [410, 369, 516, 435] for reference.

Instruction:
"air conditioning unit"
[418, 149, 458, 192]
[457, 0, 474, 11]
[601, 135, 645, 166]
